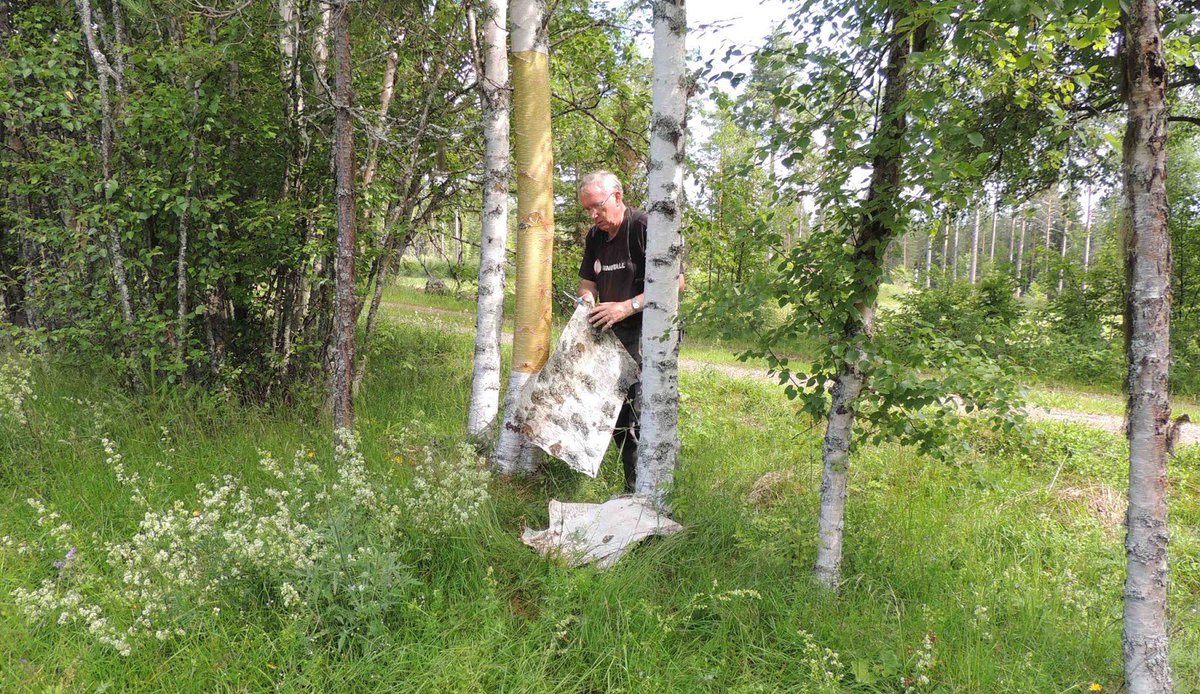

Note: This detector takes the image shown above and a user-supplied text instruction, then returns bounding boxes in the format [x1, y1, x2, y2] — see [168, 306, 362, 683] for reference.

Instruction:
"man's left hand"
[588, 300, 633, 330]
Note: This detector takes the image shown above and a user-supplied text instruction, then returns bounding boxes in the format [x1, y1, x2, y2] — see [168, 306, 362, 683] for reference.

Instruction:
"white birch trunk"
[312, 0, 332, 90]
[969, 205, 980, 284]
[940, 212, 948, 273]
[1058, 211, 1070, 294]
[813, 12, 920, 589]
[1007, 215, 1016, 265]
[924, 233, 933, 288]
[75, 0, 134, 326]
[988, 199, 998, 264]
[951, 215, 959, 280]
[1043, 194, 1054, 277]
[468, 0, 511, 442]
[636, 0, 687, 506]
[1120, 1, 1173, 690]
[1015, 211, 1027, 297]
[1082, 185, 1094, 292]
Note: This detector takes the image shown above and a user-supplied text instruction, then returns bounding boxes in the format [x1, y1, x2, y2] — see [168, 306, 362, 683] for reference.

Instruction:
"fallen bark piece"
[522, 497, 683, 568]
[508, 304, 638, 476]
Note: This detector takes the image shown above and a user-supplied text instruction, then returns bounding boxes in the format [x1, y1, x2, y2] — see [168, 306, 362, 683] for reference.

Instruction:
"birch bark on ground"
[637, 0, 686, 506]
[814, 14, 922, 590]
[468, 0, 511, 443]
[331, 0, 356, 443]
[1120, 1, 1173, 690]
[495, 0, 553, 473]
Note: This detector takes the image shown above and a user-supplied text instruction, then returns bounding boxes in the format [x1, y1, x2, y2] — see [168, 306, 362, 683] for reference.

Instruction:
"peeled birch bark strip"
[508, 304, 638, 477]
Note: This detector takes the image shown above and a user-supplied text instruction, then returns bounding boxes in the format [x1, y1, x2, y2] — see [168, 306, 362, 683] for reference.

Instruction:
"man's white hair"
[578, 170, 623, 196]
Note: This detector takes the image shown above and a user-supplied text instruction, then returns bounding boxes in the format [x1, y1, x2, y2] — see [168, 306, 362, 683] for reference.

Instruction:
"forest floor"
[378, 294, 1200, 449]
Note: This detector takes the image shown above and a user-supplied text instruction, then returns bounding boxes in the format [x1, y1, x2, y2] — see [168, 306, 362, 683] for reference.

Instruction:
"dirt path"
[381, 300, 1200, 447]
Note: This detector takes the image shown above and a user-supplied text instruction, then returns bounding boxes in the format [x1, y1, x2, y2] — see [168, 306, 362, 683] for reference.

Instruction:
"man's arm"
[578, 279, 598, 304]
[587, 272, 686, 330]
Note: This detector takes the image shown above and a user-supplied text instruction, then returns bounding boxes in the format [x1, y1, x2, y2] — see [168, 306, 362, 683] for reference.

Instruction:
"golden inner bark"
[511, 49, 554, 373]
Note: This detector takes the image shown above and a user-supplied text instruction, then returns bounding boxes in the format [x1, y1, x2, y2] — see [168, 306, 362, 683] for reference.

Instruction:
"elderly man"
[576, 170, 683, 493]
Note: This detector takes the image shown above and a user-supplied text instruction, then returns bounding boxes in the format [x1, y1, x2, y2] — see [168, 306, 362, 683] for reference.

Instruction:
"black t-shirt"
[578, 206, 647, 360]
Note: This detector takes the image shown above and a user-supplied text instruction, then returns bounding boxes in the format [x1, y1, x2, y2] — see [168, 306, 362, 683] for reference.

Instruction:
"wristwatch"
[631, 297, 642, 312]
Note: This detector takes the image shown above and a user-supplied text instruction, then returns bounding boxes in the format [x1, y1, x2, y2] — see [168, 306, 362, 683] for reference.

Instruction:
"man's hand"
[588, 300, 633, 330]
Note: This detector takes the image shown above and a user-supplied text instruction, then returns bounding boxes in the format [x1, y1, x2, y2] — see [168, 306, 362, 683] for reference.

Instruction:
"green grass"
[1027, 384, 1200, 420]
[5, 293, 1197, 691]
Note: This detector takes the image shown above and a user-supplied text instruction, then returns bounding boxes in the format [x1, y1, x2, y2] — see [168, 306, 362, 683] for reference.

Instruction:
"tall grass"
[1, 321, 1197, 691]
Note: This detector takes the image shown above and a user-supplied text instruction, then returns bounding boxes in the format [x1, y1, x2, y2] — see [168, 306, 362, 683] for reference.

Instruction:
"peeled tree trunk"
[331, 0, 356, 442]
[1119, 1, 1173, 690]
[814, 12, 920, 590]
[494, 0, 553, 473]
[636, 0, 687, 506]
[467, 0, 511, 442]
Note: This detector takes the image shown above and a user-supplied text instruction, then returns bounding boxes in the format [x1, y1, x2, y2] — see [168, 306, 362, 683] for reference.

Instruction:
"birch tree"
[74, 0, 134, 326]
[494, 0, 554, 472]
[1082, 184, 1094, 291]
[636, 0, 686, 504]
[1119, 0, 1173, 689]
[468, 0, 511, 442]
[809, 8, 924, 588]
[969, 203, 980, 283]
[1015, 207, 1028, 295]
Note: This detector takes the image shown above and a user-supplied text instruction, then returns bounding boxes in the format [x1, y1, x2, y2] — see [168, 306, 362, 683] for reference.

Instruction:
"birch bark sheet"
[507, 303, 638, 476]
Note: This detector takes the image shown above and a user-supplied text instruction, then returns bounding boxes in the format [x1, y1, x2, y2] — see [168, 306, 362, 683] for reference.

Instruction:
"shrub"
[8, 429, 491, 656]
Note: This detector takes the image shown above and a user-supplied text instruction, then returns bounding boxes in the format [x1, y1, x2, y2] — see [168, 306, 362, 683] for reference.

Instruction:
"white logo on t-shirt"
[594, 259, 602, 275]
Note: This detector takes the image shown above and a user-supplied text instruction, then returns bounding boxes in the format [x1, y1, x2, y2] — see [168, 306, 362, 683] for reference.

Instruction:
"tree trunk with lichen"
[1119, 1, 1173, 691]
[468, 0, 511, 443]
[636, 0, 687, 506]
[813, 13, 922, 590]
[330, 0, 356, 443]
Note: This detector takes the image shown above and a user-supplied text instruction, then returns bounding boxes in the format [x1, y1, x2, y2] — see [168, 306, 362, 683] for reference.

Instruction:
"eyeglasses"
[582, 191, 614, 215]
